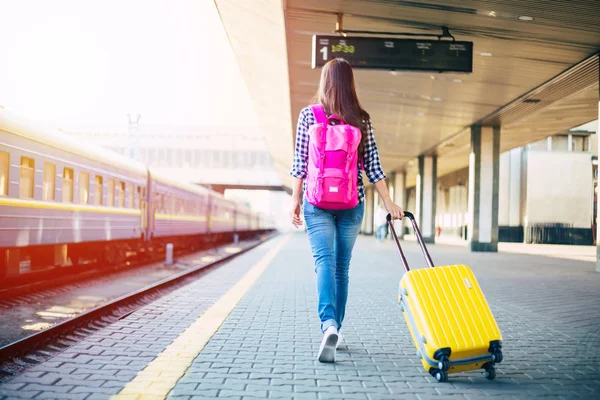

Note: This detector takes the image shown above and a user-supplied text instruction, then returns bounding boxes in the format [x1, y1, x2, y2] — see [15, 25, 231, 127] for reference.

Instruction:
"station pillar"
[393, 170, 406, 238]
[468, 125, 500, 252]
[416, 155, 437, 243]
[498, 148, 522, 241]
[596, 82, 600, 272]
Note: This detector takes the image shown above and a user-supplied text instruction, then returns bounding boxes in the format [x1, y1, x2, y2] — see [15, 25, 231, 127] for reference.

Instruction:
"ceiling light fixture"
[452, 78, 463, 83]
[432, 97, 442, 102]
[518, 16, 534, 21]
[488, 11, 497, 17]
[417, 112, 425, 116]
[479, 52, 493, 57]
[430, 75, 436, 80]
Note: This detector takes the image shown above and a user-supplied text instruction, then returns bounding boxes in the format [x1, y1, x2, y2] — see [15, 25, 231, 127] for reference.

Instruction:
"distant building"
[59, 124, 281, 187]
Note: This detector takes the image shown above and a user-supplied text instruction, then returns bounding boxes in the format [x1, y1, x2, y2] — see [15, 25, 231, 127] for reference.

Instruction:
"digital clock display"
[331, 44, 355, 54]
[312, 35, 473, 73]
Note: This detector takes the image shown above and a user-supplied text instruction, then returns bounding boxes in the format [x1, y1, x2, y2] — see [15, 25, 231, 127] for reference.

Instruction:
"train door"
[140, 185, 148, 237]
[207, 194, 212, 234]
[145, 172, 155, 240]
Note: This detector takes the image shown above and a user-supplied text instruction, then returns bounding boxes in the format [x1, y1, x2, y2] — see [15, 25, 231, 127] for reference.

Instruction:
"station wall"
[524, 151, 593, 228]
[425, 132, 595, 245]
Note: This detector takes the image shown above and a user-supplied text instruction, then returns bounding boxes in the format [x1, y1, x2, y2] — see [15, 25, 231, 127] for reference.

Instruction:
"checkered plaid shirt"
[289, 106, 387, 203]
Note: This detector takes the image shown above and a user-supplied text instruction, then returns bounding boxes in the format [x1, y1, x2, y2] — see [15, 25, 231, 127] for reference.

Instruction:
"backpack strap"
[311, 104, 327, 124]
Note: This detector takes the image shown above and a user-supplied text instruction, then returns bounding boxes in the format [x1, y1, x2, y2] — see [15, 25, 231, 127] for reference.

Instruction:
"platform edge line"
[111, 234, 291, 400]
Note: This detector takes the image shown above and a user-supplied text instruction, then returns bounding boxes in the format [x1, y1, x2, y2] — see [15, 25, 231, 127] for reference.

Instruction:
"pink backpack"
[305, 105, 361, 210]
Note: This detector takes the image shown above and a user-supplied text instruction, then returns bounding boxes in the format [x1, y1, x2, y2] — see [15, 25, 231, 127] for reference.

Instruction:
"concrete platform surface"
[1, 233, 599, 400]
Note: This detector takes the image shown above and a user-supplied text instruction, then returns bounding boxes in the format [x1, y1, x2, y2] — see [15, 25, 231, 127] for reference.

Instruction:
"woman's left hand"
[384, 200, 404, 220]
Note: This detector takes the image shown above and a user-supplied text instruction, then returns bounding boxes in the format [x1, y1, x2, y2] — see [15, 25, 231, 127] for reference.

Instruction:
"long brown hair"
[314, 58, 370, 158]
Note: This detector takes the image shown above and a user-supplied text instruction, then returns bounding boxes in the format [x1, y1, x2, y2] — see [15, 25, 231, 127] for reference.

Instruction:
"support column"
[498, 148, 522, 242]
[393, 170, 406, 238]
[364, 186, 374, 235]
[416, 155, 437, 243]
[508, 148, 522, 228]
[468, 125, 500, 252]
[596, 77, 600, 272]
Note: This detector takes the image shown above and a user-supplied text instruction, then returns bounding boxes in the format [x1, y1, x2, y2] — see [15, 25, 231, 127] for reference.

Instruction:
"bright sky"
[0, 0, 258, 127]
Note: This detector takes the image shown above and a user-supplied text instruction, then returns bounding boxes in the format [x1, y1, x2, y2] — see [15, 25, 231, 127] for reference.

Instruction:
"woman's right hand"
[290, 197, 303, 228]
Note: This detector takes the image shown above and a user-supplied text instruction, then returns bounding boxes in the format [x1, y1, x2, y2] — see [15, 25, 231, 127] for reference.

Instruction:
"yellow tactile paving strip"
[111, 234, 291, 400]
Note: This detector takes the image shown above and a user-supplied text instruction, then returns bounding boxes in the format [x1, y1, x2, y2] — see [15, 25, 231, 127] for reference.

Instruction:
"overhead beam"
[213, 0, 294, 191]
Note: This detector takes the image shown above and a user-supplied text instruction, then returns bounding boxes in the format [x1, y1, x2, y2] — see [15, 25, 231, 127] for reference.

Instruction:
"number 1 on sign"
[320, 46, 328, 61]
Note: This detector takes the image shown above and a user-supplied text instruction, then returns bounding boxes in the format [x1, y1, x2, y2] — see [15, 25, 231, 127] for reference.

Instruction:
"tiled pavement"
[1, 233, 600, 399]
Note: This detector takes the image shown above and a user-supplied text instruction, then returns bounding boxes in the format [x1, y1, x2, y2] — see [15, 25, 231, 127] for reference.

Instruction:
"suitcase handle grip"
[387, 212, 435, 270]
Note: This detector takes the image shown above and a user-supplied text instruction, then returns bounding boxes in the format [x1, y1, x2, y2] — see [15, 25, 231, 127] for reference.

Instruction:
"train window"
[20, 157, 35, 199]
[80, 172, 89, 204]
[127, 183, 134, 208]
[94, 176, 103, 205]
[179, 198, 184, 214]
[136, 186, 141, 208]
[63, 168, 74, 202]
[0, 151, 8, 196]
[118, 181, 125, 207]
[107, 179, 115, 207]
[43, 163, 56, 201]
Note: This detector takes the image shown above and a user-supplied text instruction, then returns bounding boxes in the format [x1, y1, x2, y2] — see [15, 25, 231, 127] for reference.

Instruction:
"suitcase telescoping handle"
[386, 212, 435, 272]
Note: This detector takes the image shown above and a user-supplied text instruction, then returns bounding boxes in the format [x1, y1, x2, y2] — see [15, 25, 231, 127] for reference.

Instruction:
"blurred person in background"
[374, 202, 388, 242]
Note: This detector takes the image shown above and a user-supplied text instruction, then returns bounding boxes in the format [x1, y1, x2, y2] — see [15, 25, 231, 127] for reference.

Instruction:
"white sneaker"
[318, 326, 338, 363]
[336, 332, 343, 349]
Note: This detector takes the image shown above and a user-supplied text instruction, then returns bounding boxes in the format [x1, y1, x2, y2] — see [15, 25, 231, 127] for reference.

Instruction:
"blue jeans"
[303, 199, 364, 332]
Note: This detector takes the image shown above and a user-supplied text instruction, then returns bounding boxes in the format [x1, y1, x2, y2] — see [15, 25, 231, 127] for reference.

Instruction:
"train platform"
[1, 233, 599, 400]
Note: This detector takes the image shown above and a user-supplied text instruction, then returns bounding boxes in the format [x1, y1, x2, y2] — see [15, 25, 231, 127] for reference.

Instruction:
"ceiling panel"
[285, 0, 600, 186]
[216, 0, 599, 190]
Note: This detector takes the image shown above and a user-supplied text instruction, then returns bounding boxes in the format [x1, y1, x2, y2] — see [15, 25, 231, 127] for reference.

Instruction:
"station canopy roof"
[215, 0, 600, 188]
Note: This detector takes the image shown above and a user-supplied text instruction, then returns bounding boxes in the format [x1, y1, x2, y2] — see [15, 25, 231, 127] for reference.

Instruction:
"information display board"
[312, 35, 473, 73]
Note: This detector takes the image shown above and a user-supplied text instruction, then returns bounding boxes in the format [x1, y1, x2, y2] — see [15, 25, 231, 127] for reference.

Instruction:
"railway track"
[0, 233, 254, 302]
[0, 233, 278, 382]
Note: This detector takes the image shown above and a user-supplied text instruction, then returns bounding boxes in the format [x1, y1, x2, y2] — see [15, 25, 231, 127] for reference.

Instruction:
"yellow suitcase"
[388, 212, 503, 382]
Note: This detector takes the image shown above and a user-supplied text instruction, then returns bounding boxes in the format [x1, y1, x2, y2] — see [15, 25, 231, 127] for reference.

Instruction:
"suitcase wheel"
[434, 370, 448, 382]
[492, 349, 503, 364]
[483, 364, 496, 380]
[437, 356, 450, 372]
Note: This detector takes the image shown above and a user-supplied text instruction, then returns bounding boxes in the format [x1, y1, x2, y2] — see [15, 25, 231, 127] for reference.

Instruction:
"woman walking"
[289, 58, 404, 363]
